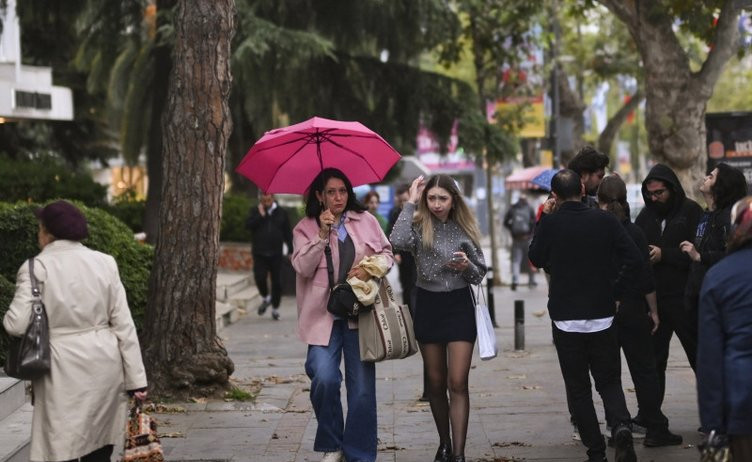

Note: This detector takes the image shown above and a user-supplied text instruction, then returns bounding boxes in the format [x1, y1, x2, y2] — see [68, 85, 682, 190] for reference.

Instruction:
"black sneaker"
[257, 300, 270, 315]
[511, 282, 518, 291]
[613, 425, 636, 462]
[644, 430, 682, 447]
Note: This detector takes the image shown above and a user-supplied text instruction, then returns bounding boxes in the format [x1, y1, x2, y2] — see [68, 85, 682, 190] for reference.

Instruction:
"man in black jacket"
[635, 164, 703, 406]
[246, 193, 293, 320]
[529, 169, 641, 462]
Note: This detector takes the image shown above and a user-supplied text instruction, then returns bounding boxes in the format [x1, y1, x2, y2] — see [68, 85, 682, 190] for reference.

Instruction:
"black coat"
[619, 219, 655, 304]
[528, 201, 643, 321]
[635, 164, 703, 302]
[246, 204, 293, 257]
[684, 205, 733, 313]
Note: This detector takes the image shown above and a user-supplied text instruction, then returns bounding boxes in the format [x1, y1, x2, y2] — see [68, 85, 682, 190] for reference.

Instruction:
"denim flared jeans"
[305, 319, 377, 462]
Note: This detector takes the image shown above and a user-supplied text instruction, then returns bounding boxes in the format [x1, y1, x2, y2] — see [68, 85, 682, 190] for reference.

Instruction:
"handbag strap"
[470, 280, 486, 306]
[323, 243, 335, 289]
[28, 258, 41, 300]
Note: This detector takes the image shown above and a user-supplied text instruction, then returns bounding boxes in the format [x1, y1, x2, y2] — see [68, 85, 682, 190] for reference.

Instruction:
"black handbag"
[324, 243, 370, 318]
[4, 258, 51, 380]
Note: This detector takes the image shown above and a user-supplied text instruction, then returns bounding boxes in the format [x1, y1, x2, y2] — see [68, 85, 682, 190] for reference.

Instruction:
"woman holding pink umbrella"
[291, 168, 393, 462]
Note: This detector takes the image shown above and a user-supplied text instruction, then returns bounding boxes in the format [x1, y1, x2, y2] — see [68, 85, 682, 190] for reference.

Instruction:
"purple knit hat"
[34, 200, 89, 241]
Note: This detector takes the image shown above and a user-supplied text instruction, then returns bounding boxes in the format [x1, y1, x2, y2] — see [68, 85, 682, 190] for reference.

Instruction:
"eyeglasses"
[646, 188, 668, 198]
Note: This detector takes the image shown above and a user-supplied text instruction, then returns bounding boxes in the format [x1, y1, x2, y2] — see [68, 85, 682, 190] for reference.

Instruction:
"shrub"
[0, 155, 108, 207]
[104, 195, 146, 233]
[0, 201, 152, 331]
[0, 273, 15, 365]
[221, 194, 254, 242]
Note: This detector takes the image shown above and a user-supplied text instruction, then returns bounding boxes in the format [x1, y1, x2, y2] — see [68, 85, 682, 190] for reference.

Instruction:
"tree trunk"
[597, 0, 741, 197]
[144, 0, 236, 400]
[143, 0, 175, 244]
[485, 165, 502, 285]
[597, 89, 643, 157]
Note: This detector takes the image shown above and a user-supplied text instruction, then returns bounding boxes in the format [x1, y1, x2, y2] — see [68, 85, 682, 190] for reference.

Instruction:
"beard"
[653, 198, 674, 217]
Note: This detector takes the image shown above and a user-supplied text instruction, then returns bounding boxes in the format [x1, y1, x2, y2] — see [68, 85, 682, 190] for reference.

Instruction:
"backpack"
[509, 206, 532, 236]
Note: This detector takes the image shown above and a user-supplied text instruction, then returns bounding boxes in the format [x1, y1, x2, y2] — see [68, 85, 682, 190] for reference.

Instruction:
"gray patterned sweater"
[389, 202, 486, 292]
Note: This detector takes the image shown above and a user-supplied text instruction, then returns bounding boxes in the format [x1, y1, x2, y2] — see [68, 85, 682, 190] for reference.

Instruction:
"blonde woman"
[390, 174, 486, 462]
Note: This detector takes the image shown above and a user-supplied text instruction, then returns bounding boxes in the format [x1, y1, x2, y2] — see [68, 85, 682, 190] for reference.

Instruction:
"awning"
[504, 166, 549, 190]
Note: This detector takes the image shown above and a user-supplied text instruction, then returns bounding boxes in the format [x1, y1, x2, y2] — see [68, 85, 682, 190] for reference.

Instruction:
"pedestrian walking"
[503, 194, 536, 290]
[291, 168, 393, 462]
[362, 190, 388, 233]
[390, 174, 487, 462]
[246, 193, 293, 320]
[529, 169, 641, 462]
[596, 175, 683, 448]
[3, 200, 147, 462]
[634, 163, 703, 410]
[679, 163, 747, 380]
[697, 195, 752, 460]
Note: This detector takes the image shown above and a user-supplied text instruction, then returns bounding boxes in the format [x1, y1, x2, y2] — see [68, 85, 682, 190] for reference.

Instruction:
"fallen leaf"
[532, 309, 547, 317]
[521, 385, 541, 390]
[507, 374, 527, 380]
[158, 432, 185, 438]
[493, 441, 531, 448]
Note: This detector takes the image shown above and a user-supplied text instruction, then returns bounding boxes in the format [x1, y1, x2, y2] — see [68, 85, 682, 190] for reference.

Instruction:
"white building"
[0, 0, 73, 122]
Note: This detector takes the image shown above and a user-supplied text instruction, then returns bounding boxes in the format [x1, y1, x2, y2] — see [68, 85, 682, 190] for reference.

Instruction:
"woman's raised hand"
[408, 175, 425, 204]
[319, 208, 335, 239]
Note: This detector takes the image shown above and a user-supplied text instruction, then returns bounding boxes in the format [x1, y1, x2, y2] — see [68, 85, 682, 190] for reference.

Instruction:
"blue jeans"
[305, 320, 377, 462]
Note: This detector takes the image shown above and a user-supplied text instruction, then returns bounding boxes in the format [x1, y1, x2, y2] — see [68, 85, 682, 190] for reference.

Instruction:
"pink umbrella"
[236, 116, 401, 194]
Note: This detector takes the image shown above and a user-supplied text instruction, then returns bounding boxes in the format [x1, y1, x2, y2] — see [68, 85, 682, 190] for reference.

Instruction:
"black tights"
[420, 341, 474, 457]
[62, 444, 113, 462]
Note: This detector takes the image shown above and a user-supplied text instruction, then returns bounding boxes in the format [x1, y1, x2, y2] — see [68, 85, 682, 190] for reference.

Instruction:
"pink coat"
[292, 210, 393, 346]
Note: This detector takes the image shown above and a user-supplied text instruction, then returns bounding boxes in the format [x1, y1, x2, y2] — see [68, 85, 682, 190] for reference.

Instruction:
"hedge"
[0, 201, 152, 336]
[0, 273, 14, 365]
[0, 155, 107, 206]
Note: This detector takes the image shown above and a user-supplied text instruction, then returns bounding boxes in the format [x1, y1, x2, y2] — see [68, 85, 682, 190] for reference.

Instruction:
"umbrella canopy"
[504, 166, 549, 191]
[235, 116, 401, 194]
[531, 168, 560, 192]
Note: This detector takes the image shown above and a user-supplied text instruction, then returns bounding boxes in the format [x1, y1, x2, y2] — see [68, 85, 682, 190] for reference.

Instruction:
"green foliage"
[0, 273, 15, 365]
[221, 194, 254, 243]
[0, 155, 108, 206]
[0, 201, 153, 331]
[104, 194, 146, 233]
[224, 385, 256, 402]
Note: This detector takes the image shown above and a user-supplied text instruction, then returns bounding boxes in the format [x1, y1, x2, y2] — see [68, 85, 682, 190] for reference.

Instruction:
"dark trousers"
[615, 300, 669, 435]
[63, 444, 113, 462]
[253, 253, 283, 308]
[652, 297, 697, 406]
[553, 324, 631, 460]
[397, 253, 417, 307]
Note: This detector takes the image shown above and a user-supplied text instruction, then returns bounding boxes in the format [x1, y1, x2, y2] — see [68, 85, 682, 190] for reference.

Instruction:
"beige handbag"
[358, 279, 418, 362]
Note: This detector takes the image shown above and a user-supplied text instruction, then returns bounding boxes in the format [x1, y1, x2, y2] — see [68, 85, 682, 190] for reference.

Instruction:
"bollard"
[486, 266, 498, 328]
[514, 300, 525, 351]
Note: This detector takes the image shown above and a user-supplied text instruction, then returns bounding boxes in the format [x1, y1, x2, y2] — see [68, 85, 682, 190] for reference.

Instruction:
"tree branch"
[597, 89, 643, 156]
[595, 0, 637, 29]
[695, 1, 742, 91]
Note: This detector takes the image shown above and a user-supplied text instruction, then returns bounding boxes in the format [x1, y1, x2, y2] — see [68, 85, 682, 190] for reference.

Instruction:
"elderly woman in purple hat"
[3, 200, 147, 462]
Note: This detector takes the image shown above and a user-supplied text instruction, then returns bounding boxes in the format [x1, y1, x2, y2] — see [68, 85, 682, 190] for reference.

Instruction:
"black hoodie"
[635, 164, 703, 301]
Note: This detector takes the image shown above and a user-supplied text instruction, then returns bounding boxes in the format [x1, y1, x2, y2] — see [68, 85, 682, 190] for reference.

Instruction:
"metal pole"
[486, 266, 498, 328]
[514, 300, 525, 351]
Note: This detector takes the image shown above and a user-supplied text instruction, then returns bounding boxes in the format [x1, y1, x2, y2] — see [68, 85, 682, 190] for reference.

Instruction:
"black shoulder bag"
[4, 258, 51, 380]
[324, 243, 369, 318]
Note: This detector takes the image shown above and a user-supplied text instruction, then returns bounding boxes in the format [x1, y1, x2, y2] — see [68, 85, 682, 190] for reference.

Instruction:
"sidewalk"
[158, 273, 701, 461]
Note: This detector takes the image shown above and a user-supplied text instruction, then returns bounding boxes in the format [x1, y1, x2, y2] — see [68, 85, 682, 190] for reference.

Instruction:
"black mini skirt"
[414, 286, 476, 344]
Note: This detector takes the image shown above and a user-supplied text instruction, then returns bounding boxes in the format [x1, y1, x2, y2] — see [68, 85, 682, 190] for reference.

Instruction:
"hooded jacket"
[635, 164, 703, 301]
